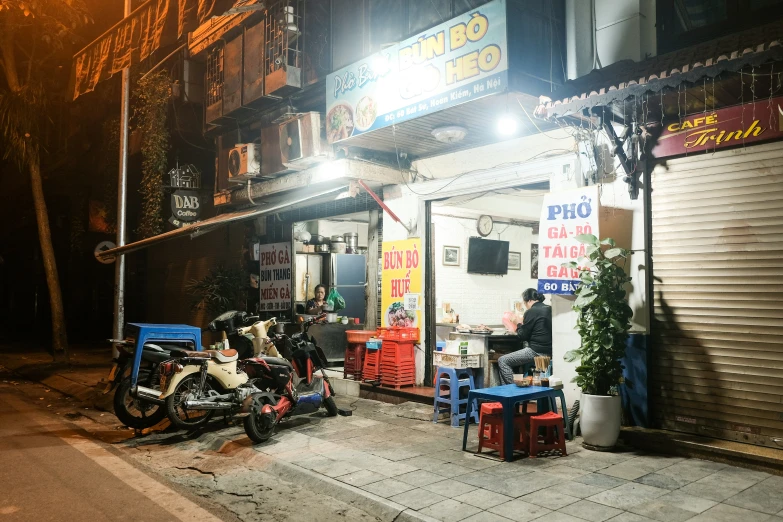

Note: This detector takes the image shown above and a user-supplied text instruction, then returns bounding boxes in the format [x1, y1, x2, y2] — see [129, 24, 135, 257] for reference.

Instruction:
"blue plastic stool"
[433, 367, 479, 427]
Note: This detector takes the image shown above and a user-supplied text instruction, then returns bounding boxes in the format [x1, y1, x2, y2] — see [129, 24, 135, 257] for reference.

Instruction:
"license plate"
[160, 374, 168, 391]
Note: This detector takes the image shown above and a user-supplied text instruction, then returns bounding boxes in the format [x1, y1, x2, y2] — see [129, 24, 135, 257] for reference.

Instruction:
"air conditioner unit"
[228, 144, 261, 180]
[280, 112, 328, 170]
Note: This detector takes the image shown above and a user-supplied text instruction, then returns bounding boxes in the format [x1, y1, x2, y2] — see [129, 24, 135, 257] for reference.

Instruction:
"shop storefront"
[648, 102, 783, 448]
[538, 32, 783, 448]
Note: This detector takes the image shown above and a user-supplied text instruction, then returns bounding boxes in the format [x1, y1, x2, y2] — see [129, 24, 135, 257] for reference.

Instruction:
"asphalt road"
[0, 387, 232, 522]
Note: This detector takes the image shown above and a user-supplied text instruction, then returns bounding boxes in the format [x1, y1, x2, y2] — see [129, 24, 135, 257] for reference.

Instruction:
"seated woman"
[497, 288, 552, 385]
[306, 284, 327, 314]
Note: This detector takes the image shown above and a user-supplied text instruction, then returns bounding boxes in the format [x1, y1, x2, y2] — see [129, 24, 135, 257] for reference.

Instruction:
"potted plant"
[564, 234, 633, 450]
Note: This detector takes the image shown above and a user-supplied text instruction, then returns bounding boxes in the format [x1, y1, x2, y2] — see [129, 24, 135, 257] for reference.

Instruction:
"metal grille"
[265, 0, 302, 76]
[650, 140, 783, 449]
[206, 44, 224, 107]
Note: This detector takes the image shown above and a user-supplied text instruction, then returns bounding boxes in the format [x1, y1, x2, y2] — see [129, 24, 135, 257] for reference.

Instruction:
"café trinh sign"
[325, 0, 507, 144]
[652, 96, 783, 157]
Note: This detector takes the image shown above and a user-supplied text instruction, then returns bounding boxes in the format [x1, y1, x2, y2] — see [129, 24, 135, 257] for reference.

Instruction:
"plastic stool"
[528, 411, 567, 458]
[433, 367, 478, 427]
[477, 408, 529, 460]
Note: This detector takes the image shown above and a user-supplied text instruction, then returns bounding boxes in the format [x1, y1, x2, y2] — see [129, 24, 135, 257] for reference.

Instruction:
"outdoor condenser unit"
[228, 143, 261, 180]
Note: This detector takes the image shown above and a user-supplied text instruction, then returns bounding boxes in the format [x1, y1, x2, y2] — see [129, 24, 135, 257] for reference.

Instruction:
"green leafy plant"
[134, 71, 170, 239]
[186, 266, 247, 316]
[564, 235, 633, 396]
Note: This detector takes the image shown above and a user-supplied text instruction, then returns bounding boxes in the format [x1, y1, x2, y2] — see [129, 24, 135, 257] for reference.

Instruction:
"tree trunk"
[29, 154, 69, 361]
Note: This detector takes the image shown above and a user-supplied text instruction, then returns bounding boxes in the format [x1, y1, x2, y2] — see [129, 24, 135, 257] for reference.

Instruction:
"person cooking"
[306, 284, 328, 314]
[498, 288, 552, 385]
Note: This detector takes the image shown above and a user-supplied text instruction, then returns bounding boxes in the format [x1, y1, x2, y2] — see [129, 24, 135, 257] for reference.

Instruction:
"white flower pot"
[580, 393, 621, 449]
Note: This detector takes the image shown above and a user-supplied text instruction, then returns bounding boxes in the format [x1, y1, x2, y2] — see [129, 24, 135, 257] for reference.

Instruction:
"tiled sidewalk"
[250, 396, 783, 522]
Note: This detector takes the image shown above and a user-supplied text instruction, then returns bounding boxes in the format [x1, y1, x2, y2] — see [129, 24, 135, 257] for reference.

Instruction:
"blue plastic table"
[461, 385, 567, 462]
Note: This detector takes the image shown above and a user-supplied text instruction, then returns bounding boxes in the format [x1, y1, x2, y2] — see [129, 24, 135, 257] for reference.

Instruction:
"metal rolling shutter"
[651, 140, 783, 449]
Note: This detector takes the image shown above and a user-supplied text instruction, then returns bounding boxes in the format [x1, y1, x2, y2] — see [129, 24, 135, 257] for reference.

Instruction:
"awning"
[71, 0, 234, 99]
[537, 22, 783, 119]
[97, 184, 348, 260]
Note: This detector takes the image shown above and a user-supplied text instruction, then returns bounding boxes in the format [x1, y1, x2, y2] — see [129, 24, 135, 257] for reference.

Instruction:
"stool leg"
[432, 369, 442, 423]
[450, 374, 460, 427]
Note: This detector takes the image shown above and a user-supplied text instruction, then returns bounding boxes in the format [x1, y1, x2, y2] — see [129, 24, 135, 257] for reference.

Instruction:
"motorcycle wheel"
[243, 396, 277, 443]
[113, 371, 167, 429]
[165, 374, 215, 430]
[324, 396, 338, 417]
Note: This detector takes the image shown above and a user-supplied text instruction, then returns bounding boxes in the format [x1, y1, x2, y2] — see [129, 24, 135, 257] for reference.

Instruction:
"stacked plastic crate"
[379, 327, 419, 389]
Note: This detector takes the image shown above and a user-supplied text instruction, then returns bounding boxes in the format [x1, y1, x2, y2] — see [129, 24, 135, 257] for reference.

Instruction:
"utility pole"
[112, 0, 131, 358]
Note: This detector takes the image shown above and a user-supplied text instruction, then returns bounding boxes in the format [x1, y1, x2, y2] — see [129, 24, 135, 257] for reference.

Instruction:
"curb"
[200, 431, 440, 522]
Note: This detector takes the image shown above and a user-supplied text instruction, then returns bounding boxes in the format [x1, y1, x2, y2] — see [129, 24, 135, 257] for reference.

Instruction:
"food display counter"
[441, 326, 521, 387]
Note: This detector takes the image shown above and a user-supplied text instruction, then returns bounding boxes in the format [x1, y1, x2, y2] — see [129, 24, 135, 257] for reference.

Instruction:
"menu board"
[381, 239, 422, 328]
[537, 186, 600, 295]
[258, 242, 292, 312]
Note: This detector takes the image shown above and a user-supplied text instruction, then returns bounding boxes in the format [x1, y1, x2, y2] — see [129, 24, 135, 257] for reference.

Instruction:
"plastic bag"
[502, 311, 522, 334]
[326, 288, 346, 312]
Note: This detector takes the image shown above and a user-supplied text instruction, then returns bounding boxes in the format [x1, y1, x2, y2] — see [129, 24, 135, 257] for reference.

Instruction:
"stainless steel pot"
[330, 235, 345, 243]
[309, 234, 325, 245]
[316, 244, 330, 253]
[344, 232, 358, 250]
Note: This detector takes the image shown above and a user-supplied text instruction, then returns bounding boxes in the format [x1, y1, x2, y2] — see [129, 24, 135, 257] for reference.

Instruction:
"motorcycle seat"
[206, 349, 238, 363]
[259, 356, 293, 369]
[172, 350, 211, 359]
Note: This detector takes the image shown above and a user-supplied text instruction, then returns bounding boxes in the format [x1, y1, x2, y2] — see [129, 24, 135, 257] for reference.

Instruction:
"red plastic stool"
[528, 411, 567, 458]
[477, 405, 529, 460]
[362, 349, 381, 382]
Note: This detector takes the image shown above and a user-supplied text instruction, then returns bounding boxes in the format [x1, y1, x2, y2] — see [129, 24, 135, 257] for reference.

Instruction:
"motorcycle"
[158, 316, 338, 437]
[242, 315, 338, 443]
[105, 312, 258, 430]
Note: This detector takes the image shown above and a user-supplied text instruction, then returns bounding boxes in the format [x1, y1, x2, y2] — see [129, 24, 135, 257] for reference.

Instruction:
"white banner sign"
[258, 242, 292, 312]
[537, 186, 600, 295]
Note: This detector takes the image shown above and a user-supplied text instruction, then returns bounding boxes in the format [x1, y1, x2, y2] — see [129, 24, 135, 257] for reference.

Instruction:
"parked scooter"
[106, 312, 258, 430]
[158, 316, 338, 436]
[105, 338, 186, 429]
[242, 315, 338, 443]
[157, 317, 285, 430]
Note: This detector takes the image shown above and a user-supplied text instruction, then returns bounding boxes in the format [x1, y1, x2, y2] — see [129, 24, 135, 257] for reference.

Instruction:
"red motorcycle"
[240, 315, 338, 443]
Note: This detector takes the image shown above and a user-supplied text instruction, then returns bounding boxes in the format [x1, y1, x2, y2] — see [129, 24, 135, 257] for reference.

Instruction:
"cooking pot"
[332, 242, 346, 254]
[344, 232, 358, 250]
[315, 244, 330, 253]
[330, 235, 345, 243]
[309, 234, 325, 245]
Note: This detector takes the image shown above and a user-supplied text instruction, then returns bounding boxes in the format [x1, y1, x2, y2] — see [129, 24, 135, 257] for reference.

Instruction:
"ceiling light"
[431, 125, 467, 143]
[497, 115, 518, 136]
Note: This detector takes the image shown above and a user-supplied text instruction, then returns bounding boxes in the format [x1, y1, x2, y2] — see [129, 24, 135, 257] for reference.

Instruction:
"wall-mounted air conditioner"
[261, 112, 328, 176]
[228, 144, 261, 180]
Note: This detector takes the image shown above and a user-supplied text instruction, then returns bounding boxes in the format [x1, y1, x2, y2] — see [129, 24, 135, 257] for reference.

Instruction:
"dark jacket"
[516, 302, 552, 355]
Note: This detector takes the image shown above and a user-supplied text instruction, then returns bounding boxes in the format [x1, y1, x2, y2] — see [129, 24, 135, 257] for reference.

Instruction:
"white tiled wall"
[433, 215, 539, 326]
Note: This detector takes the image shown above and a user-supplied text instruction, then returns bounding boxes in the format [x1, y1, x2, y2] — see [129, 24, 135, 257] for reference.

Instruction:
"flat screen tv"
[467, 237, 509, 275]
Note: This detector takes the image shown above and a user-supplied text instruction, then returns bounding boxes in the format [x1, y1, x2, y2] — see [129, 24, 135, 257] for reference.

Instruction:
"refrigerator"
[295, 254, 323, 304]
[327, 254, 367, 323]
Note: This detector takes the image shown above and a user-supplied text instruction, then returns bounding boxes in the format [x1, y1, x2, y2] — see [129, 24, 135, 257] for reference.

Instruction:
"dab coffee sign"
[653, 96, 783, 157]
[169, 189, 201, 228]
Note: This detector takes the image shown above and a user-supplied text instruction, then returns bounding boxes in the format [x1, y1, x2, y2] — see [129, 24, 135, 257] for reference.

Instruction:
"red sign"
[652, 97, 783, 158]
